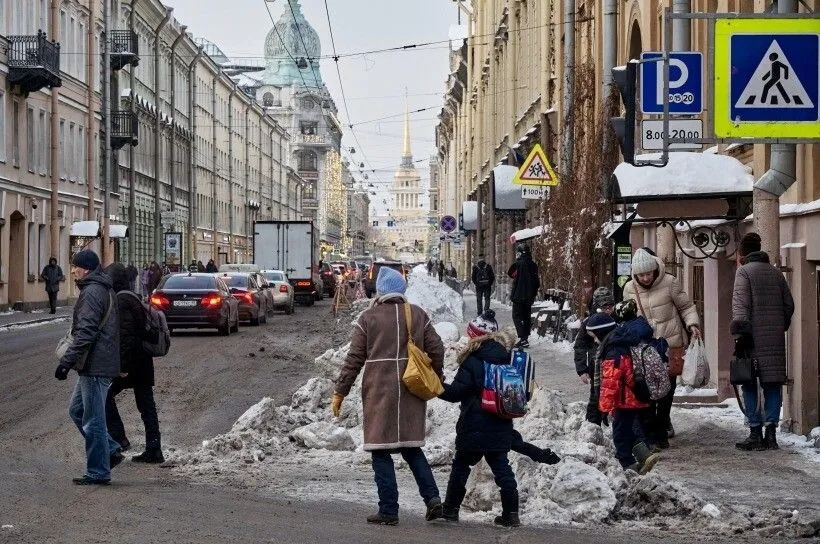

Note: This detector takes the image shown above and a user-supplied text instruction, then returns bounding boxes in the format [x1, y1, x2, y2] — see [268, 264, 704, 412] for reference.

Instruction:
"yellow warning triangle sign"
[512, 143, 559, 186]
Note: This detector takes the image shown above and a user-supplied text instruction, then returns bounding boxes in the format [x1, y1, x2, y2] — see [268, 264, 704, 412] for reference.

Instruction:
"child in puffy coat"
[590, 302, 661, 474]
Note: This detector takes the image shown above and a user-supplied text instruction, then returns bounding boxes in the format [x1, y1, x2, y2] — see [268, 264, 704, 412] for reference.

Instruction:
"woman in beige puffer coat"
[622, 248, 701, 448]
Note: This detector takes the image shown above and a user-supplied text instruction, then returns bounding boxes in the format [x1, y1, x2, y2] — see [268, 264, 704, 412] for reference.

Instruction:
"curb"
[0, 315, 68, 331]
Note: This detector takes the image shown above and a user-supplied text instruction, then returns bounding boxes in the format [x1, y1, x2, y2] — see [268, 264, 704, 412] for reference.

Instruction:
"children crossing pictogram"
[512, 144, 559, 186]
[735, 40, 814, 109]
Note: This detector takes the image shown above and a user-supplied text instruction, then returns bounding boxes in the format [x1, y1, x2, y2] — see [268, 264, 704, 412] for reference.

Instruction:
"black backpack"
[118, 291, 171, 357]
[475, 264, 492, 288]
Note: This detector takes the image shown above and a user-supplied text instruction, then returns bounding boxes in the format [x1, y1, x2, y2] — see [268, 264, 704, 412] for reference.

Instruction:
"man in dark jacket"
[731, 233, 794, 451]
[40, 257, 65, 314]
[507, 243, 540, 348]
[105, 264, 165, 463]
[574, 287, 616, 424]
[54, 249, 123, 485]
[126, 262, 139, 292]
[437, 260, 445, 282]
[471, 254, 495, 316]
[205, 259, 218, 273]
[439, 325, 521, 527]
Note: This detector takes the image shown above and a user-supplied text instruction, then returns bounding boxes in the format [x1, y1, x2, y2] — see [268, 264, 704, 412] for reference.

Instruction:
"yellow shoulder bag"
[401, 303, 444, 400]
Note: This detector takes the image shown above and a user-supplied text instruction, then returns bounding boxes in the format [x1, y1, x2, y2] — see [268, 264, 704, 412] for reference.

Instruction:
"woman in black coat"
[105, 264, 164, 463]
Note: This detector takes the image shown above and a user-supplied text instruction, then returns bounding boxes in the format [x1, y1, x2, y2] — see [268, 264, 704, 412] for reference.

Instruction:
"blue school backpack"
[480, 348, 535, 419]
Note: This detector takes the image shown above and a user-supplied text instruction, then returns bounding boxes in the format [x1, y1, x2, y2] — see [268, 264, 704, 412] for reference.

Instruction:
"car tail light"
[150, 294, 170, 308]
[369, 267, 374, 280]
[279, 284, 289, 293]
[296, 280, 311, 287]
[201, 294, 222, 307]
[243, 292, 253, 303]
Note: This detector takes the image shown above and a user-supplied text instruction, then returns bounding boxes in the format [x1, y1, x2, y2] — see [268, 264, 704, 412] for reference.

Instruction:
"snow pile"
[433, 322, 460, 343]
[406, 265, 463, 324]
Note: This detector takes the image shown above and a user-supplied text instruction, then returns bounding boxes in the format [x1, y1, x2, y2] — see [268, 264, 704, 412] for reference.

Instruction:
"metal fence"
[7, 30, 60, 75]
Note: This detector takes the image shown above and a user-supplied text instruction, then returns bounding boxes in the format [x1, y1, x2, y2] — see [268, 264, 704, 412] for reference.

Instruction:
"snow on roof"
[613, 152, 754, 202]
[510, 225, 545, 244]
[70, 220, 100, 237]
[109, 224, 129, 239]
[779, 198, 820, 217]
[674, 218, 729, 232]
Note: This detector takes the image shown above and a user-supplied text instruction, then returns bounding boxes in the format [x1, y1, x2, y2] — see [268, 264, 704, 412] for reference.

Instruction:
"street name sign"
[640, 52, 703, 114]
[521, 185, 548, 199]
[714, 18, 820, 138]
[512, 143, 559, 186]
[640, 119, 703, 150]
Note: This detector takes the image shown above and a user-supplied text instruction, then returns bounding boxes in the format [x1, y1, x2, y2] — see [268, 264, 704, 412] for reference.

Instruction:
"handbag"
[55, 291, 114, 368]
[401, 303, 444, 401]
[730, 356, 757, 415]
[633, 286, 686, 376]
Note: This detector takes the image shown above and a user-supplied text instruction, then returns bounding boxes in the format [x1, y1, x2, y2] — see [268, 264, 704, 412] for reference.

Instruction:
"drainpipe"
[601, 0, 617, 195]
[152, 7, 172, 263]
[228, 86, 236, 261]
[101, 0, 112, 265]
[754, 0, 797, 265]
[50, 0, 63, 261]
[187, 46, 202, 264]
[127, 0, 138, 265]
[243, 103, 250, 262]
[168, 26, 187, 218]
[211, 74, 218, 261]
[269, 124, 276, 220]
[561, 0, 575, 185]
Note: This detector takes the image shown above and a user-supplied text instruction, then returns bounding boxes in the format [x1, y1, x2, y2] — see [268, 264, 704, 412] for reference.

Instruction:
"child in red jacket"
[589, 303, 661, 474]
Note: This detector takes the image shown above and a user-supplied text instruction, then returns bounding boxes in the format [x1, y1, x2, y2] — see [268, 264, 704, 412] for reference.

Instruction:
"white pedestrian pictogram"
[735, 40, 813, 109]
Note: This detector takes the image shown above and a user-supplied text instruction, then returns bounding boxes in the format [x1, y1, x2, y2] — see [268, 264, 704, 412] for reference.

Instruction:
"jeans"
[444, 451, 517, 510]
[371, 448, 439, 517]
[741, 381, 782, 427]
[47, 291, 58, 313]
[68, 376, 121, 480]
[475, 288, 491, 316]
[612, 408, 647, 468]
[106, 378, 162, 450]
[511, 302, 533, 341]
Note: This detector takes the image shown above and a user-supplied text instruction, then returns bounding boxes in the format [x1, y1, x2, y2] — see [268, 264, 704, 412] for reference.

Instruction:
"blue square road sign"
[640, 52, 703, 114]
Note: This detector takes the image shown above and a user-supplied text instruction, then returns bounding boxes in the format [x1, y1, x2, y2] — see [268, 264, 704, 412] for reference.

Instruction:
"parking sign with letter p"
[640, 52, 703, 115]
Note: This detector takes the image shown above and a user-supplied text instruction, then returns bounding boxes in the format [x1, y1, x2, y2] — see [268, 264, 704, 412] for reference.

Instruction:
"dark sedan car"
[363, 261, 406, 298]
[215, 272, 268, 326]
[150, 273, 239, 335]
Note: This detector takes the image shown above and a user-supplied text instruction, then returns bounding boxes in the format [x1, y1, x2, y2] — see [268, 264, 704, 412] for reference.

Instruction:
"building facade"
[435, 0, 819, 433]
[347, 187, 370, 256]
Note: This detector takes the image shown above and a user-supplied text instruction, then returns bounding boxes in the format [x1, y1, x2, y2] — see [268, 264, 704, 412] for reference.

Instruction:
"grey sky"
[164, 0, 457, 215]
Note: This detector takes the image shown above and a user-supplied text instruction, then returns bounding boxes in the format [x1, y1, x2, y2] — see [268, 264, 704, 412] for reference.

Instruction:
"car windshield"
[221, 275, 250, 288]
[264, 272, 285, 282]
[161, 275, 217, 289]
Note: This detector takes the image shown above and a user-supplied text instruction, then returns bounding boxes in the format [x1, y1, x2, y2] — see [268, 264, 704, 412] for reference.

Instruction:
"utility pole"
[102, 0, 112, 265]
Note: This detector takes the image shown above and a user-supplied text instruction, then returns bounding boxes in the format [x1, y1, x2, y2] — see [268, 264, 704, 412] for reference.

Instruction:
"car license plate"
[173, 300, 197, 307]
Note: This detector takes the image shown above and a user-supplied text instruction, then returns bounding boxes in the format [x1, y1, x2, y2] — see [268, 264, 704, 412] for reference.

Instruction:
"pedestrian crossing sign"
[714, 18, 820, 139]
[512, 144, 559, 186]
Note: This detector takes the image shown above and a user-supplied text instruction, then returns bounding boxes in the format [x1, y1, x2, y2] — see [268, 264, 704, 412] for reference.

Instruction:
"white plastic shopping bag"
[681, 338, 710, 388]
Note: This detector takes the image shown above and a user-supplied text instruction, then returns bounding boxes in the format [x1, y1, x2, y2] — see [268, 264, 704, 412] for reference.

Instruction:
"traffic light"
[611, 60, 638, 165]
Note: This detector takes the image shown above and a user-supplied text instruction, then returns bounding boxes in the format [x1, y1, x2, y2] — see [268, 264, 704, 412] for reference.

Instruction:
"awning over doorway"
[109, 224, 129, 238]
[70, 221, 101, 237]
[510, 225, 545, 244]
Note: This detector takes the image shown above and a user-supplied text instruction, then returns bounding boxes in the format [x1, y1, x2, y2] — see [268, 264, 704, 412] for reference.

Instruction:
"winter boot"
[667, 421, 675, 439]
[366, 513, 399, 526]
[763, 424, 779, 450]
[630, 442, 660, 475]
[494, 489, 521, 527]
[132, 448, 165, 464]
[110, 451, 125, 469]
[735, 426, 765, 451]
[119, 438, 131, 452]
[515, 338, 529, 348]
[425, 497, 443, 521]
[441, 504, 459, 522]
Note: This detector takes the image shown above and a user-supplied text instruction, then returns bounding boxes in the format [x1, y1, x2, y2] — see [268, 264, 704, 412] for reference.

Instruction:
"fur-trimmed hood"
[457, 327, 517, 364]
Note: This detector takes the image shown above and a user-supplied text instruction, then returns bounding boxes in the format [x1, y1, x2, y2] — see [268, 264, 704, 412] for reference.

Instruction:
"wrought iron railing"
[110, 30, 138, 56]
[7, 30, 60, 75]
[111, 111, 137, 139]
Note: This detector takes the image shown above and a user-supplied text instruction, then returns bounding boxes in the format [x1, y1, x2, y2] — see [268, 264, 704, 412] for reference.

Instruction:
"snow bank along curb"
[167, 271, 819, 539]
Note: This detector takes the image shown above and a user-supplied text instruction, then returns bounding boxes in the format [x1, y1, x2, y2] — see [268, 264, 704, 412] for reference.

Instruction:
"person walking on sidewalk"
[439, 317, 522, 527]
[507, 243, 540, 348]
[54, 249, 123, 485]
[574, 287, 616, 425]
[126, 262, 139, 292]
[622, 248, 700, 448]
[437, 260, 445, 282]
[732, 232, 794, 451]
[105, 264, 165, 463]
[471, 254, 495, 316]
[332, 266, 446, 526]
[426, 258, 434, 277]
[139, 263, 150, 298]
[40, 257, 65, 314]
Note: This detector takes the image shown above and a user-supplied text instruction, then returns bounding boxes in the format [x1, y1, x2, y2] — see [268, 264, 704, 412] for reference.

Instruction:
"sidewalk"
[0, 306, 72, 331]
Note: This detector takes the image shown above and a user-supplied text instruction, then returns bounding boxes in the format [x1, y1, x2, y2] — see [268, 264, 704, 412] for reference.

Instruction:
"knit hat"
[615, 299, 638, 322]
[467, 309, 499, 338]
[631, 248, 659, 275]
[739, 232, 762, 257]
[591, 287, 615, 310]
[585, 312, 616, 340]
[376, 266, 407, 295]
[72, 249, 100, 271]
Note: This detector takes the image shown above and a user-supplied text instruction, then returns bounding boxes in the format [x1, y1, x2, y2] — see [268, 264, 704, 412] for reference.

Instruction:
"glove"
[734, 334, 754, 358]
[54, 364, 70, 381]
[331, 393, 345, 417]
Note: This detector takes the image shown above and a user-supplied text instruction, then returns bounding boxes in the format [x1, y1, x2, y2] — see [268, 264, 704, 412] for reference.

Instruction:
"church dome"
[264, 0, 323, 87]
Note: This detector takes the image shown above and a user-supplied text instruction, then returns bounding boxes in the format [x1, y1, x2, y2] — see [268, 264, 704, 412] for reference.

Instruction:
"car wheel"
[231, 318, 239, 333]
[285, 302, 294, 315]
[258, 308, 267, 325]
[219, 320, 230, 336]
[305, 297, 315, 307]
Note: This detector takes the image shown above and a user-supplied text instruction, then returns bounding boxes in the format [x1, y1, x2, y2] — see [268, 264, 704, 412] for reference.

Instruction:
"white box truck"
[253, 220, 319, 305]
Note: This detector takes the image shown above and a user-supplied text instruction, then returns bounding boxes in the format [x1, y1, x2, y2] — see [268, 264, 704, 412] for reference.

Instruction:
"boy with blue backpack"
[438, 311, 549, 527]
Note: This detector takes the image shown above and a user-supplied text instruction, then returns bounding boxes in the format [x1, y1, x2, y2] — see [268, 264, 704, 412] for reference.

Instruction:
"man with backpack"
[105, 264, 168, 463]
[471, 254, 495, 316]
[507, 243, 540, 348]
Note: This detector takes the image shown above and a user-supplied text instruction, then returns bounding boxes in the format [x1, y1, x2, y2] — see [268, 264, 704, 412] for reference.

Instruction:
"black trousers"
[475, 288, 491, 316]
[444, 451, 517, 513]
[47, 291, 58, 313]
[105, 378, 161, 450]
[511, 302, 532, 340]
[642, 375, 676, 443]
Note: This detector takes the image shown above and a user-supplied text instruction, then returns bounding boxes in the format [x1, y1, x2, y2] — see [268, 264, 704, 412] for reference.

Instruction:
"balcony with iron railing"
[7, 30, 61, 94]
[110, 111, 138, 150]
[110, 29, 139, 70]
